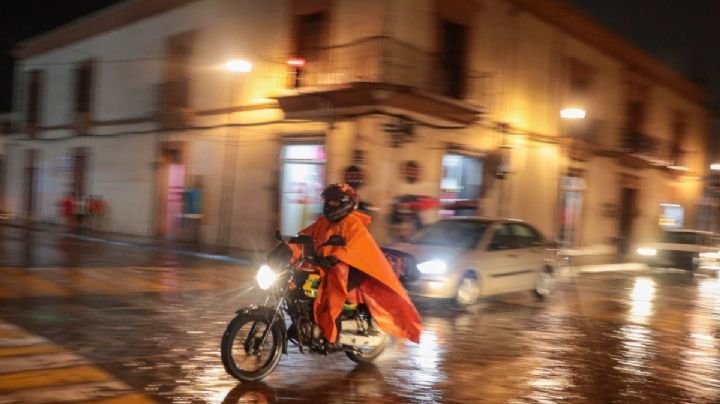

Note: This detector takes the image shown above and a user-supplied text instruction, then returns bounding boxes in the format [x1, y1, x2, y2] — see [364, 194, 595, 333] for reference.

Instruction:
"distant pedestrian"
[88, 195, 107, 231]
[73, 196, 87, 233]
[58, 192, 75, 230]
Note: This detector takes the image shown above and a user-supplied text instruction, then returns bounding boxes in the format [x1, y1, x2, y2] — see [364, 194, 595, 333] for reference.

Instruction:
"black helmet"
[321, 183, 357, 222]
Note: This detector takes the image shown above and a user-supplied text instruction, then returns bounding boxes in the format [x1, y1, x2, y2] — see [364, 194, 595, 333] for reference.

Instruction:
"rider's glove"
[316, 256, 339, 270]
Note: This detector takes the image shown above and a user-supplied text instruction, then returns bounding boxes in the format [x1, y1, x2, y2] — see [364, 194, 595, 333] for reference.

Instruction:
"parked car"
[384, 217, 557, 306]
[635, 229, 720, 272]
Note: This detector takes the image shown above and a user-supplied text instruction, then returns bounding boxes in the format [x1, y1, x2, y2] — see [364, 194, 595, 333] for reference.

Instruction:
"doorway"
[0, 154, 6, 206]
[72, 147, 88, 198]
[559, 176, 586, 247]
[438, 20, 468, 99]
[279, 144, 326, 236]
[618, 187, 638, 257]
[155, 143, 185, 239]
[24, 149, 38, 220]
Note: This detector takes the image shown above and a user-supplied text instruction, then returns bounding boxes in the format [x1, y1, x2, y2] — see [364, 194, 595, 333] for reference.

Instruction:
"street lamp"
[560, 107, 586, 120]
[225, 60, 252, 73]
[217, 60, 252, 249]
[558, 107, 586, 248]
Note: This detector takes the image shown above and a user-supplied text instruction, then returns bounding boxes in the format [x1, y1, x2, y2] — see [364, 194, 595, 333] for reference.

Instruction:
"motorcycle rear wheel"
[221, 312, 284, 382]
[345, 321, 388, 364]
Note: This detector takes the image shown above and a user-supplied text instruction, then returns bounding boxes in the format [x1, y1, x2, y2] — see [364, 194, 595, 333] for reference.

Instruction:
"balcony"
[618, 130, 674, 167]
[275, 35, 487, 125]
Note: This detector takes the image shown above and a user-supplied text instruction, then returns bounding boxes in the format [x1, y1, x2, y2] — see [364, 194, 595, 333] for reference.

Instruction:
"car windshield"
[409, 220, 490, 249]
[663, 231, 704, 245]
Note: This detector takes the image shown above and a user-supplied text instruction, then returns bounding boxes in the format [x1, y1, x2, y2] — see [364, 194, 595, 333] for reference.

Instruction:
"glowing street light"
[560, 107, 586, 120]
[225, 59, 252, 73]
[287, 58, 306, 67]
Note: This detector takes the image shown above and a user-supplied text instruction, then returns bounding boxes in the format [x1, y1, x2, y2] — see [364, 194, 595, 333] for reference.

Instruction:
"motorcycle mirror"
[324, 235, 346, 247]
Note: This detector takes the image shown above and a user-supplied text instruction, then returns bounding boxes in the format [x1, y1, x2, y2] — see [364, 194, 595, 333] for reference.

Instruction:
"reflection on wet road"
[1, 226, 720, 403]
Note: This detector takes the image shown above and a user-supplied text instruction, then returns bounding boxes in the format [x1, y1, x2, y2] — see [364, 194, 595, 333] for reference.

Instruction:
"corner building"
[3, 0, 709, 252]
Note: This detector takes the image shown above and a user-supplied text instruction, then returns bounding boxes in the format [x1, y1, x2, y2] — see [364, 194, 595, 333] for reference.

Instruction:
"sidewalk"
[1, 220, 254, 265]
[2, 221, 638, 270]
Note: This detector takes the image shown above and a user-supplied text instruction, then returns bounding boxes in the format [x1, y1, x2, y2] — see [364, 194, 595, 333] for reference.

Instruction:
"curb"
[1, 223, 253, 265]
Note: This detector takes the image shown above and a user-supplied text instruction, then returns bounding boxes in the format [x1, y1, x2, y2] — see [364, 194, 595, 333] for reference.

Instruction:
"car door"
[482, 223, 522, 295]
[506, 223, 546, 292]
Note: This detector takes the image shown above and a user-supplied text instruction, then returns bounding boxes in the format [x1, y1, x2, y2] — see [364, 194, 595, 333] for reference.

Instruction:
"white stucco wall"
[4, 0, 709, 252]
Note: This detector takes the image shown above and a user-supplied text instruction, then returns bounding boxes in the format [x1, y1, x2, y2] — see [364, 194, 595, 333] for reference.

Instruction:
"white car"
[387, 217, 557, 306]
[635, 229, 720, 272]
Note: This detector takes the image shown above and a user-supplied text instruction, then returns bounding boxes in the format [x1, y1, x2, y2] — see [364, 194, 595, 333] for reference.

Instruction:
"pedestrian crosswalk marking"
[0, 265, 251, 299]
[87, 393, 157, 404]
[0, 344, 63, 358]
[0, 320, 156, 403]
[0, 380, 131, 403]
[0, 352, 88, 374]
[0, 365, 111, 392]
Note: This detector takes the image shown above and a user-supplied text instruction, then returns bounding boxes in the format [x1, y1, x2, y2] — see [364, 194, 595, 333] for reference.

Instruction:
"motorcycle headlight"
[417, 260, 447, 275]
[256, 265, 277, 290]
[636, 247, 657, 256]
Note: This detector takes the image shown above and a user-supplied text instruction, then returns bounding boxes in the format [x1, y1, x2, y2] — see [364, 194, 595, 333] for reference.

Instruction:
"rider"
[289, 183, 422, 345]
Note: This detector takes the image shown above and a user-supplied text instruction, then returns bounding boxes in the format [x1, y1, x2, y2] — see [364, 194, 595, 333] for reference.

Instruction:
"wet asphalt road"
[1, 226, 720, 403]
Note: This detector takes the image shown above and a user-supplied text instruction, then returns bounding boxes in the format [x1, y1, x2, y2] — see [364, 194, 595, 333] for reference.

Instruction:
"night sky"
[0, 0, 718, 112]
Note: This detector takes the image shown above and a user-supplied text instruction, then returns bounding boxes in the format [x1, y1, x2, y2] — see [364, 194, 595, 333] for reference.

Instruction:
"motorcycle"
[221, 232, 389, 382]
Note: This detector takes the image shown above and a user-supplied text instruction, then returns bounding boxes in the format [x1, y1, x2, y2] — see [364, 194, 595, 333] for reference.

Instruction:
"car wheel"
[455, 273, 481, 307]
[534, 267, 554, 300]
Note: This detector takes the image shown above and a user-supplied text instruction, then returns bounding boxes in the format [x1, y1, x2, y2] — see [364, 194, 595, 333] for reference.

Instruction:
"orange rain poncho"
[291, 211, 422, 344]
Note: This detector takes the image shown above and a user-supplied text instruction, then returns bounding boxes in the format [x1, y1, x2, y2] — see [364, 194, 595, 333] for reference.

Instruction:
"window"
[410, 219, 489, 249]
[489, 224, 514, 251]
[568, 58, 594, 93]
[74, 60, 94, 113]
[292, 10, 329, 88]
[626, 100, 645, 132]
[296, 12, 328, 61]
[670, 110, 687, 165]
[280, 144, 326, 236]
[509, 223, 542, 248]
[164, 32, 194, 109]
[441, 154, 482, 215]
[26, 70, 42, 126]
[438, 20, 468, 99]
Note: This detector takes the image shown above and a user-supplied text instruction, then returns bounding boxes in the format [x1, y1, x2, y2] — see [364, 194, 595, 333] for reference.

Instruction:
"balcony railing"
[286, 35, 488, 106]
[619, 130, 674, 165]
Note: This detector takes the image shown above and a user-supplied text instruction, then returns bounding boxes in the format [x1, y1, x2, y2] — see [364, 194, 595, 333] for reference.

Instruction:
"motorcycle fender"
[234, 305, 288, 354]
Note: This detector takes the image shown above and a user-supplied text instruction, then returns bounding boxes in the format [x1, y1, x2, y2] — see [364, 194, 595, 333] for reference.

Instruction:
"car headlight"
[636, 248, 657, 256]
[417, 260, 447, 275]
[256, 265, 277, 290]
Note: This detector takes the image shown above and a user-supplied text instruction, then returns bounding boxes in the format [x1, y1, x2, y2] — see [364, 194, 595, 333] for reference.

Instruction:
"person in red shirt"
[58, 192, 75, 230]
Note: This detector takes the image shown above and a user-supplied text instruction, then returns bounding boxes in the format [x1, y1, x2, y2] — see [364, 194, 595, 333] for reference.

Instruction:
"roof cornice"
[15, 0, 198, 60]
[508, 0, 708, 103]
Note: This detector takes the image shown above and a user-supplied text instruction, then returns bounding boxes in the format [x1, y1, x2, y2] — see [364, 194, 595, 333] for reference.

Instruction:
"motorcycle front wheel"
[221, 312, 284, 382]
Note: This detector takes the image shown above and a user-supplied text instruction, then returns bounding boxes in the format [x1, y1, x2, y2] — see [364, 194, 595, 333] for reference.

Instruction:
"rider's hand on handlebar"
[316, 256, 339, 270]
